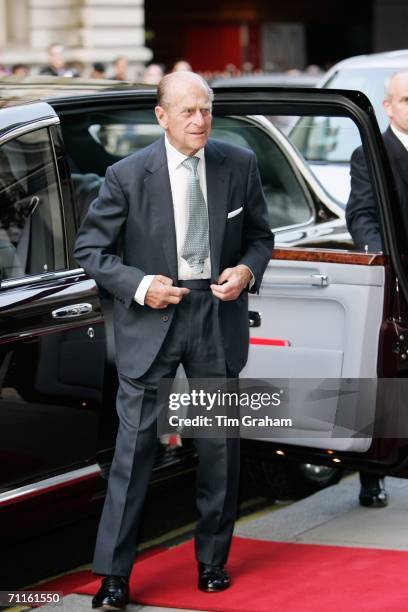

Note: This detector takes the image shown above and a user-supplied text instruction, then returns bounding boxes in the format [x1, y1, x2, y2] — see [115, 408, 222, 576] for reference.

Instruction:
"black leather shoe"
[198, 563, 231, 592]
[359, 477, 388, 508]
[92, 575, 129, 610]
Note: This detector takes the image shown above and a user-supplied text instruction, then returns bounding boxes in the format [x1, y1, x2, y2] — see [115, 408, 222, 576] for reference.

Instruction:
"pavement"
[9, 473, 408, 611]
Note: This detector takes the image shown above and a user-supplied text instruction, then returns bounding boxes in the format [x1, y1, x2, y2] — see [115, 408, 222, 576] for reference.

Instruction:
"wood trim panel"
[271, 247, 385, 266]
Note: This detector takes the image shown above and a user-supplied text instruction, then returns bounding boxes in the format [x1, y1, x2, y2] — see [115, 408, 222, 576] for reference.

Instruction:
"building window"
[2, 0, 29, 47]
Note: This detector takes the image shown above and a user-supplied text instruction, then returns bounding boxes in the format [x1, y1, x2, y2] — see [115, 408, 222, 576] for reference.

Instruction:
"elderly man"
[74, 71, 273, 610]
[346, 70, 408, 508]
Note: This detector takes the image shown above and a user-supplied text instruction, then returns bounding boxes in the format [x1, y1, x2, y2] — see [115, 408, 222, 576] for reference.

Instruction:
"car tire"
[244, 457, 343, 500]
[296, 462, 344, 493]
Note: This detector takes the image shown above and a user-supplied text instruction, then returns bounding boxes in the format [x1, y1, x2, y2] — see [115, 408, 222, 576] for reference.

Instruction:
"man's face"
[49, 46, 64, 70]
[155, 80, 212, 156]
[383, 73, 408, 134]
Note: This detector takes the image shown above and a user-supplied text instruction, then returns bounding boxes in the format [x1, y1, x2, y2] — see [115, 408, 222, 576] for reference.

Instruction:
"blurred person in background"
[11, 64, 29, 76]
[90, 62, 107, 79]
[65, 60, 85, 77]
[39, 42, 67, 76]
[171, 59, 192, 72]
[111, 56, 128, 81]
[305, 64, 323, 76]
[142, 62, 164, 85]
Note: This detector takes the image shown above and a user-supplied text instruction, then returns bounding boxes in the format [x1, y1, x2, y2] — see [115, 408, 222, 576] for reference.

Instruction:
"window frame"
[0, 118, 70, 288]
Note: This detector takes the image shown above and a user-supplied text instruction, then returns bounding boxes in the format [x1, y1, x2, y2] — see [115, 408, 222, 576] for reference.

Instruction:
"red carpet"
[29, 547, 164, 606]
[74, 536, 408, 611]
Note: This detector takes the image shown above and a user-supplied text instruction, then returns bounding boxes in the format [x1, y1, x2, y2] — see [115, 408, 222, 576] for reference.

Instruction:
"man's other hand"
[145, 275, 189, 309]
[210, 265, 252, 301]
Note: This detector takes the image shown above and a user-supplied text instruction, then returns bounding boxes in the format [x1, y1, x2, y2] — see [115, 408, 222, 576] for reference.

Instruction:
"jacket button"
[161, 315, 169, 322]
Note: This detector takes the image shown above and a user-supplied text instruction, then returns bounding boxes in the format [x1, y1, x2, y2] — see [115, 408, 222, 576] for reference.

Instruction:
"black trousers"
[92, 289, 240, 577]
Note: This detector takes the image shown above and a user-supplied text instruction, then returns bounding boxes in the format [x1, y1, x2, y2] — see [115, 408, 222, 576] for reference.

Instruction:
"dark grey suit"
[74, 135, 273, 577]
[346, 126, 408, 251]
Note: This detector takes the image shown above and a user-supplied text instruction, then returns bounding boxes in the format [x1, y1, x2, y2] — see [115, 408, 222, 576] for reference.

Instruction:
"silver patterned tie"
[181, 156, 209, 274]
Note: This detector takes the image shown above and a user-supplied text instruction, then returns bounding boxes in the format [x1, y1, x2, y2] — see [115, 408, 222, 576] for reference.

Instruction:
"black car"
[1, 77, 407, 542]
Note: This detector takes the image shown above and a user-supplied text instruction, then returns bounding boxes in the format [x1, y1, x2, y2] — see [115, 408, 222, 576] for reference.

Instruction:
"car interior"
[60, 109, 316, 232]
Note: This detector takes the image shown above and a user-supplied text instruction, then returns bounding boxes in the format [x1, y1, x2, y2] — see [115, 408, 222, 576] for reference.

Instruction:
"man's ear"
[155, 105, 168, 129]
[383, 98, 392, 122]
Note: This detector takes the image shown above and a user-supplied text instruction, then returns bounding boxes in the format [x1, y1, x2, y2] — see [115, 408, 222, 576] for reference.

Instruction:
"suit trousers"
[92, 289, 240, 577]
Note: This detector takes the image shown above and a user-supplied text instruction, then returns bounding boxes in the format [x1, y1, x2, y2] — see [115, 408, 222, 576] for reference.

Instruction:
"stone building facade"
[0, 0, 151, 77]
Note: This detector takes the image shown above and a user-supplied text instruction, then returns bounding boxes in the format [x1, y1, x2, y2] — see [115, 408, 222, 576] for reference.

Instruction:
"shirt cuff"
[134, 275, 155, 305]
[240, 264, 255, 289]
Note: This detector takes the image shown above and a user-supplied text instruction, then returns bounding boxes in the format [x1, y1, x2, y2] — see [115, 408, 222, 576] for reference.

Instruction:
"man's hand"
[210, 265, 252, 301]
[145, 275, 189, 309]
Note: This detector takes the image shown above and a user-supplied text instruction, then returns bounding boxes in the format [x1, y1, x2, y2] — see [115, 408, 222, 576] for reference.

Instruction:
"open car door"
[209, 86, 408, 477]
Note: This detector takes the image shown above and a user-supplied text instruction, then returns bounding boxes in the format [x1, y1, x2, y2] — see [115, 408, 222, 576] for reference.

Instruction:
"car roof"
[0, 75, 155, 109]
[326, 49, 408, 71]
[211, 73, 319, 88]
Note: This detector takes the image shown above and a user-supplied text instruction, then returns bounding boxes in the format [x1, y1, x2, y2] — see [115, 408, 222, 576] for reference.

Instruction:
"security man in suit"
[346, 70, 408, 508]
[74, 71, 274, 610]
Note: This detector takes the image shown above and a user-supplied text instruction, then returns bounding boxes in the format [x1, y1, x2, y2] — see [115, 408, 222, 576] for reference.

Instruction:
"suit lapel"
[205, 140, 230, 282]
[144, 137, 178, 281]
[384, 126, 408, 189]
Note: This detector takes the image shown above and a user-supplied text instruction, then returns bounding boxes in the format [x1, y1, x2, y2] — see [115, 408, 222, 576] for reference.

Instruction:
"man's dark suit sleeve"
[346, 146, 383, 252]
[239, 152, 274, 292]
[74, 165, 145, 308]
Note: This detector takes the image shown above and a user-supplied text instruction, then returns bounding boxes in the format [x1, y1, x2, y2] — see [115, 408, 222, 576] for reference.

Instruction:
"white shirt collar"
[164, 134, 205, 171]
[390, 125, 408, 150]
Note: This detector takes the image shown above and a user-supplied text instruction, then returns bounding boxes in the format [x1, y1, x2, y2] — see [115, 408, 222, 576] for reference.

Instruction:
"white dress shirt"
[391, 124, 408, 150]
[135, 135, 211, 305]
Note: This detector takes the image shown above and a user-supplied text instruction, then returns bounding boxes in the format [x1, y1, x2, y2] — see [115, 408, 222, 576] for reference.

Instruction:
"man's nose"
[192, 110, 205, 125]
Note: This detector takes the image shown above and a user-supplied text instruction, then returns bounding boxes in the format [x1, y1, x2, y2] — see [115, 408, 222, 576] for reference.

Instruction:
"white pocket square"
[227, 206, 243, 219]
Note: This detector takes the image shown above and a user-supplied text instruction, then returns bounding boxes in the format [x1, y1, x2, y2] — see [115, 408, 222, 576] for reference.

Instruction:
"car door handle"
[249, 311, 261, 327]
[266, 274, 329, 288]
[51, 303, 93, 319]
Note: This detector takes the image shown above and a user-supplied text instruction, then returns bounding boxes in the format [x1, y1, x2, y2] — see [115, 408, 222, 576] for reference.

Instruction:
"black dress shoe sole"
[198, 581, 231, 592]
[359, 497, 388, 508]
[92, 603, 128, 611]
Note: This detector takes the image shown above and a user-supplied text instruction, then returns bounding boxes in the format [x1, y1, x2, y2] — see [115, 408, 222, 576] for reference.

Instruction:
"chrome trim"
[1, 267, 86, 290]
[0, 116, 60, 146]
[0, 464, 101, 505]
[311, 274, 329, 287]
[263, 274, 329, 288]
[49, 124, 70, 268]
[52, 302, 93, 318]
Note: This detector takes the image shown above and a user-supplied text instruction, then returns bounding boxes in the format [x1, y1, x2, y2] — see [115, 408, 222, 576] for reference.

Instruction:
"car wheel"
[297, 463, 343, 492]
[244, 457, 343, 500]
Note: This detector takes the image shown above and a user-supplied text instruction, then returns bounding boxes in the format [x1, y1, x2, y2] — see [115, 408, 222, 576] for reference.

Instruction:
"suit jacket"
[346, 126, 408, 251]
[74, 136, 274, 378]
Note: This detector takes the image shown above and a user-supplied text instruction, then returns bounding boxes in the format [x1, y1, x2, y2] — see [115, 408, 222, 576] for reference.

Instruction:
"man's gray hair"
[384, 70, 408, 100]
[157, 71, 214, 108]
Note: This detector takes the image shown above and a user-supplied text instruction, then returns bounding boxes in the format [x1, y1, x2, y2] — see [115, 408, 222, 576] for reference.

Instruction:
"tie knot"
[182, 156, 199, 172]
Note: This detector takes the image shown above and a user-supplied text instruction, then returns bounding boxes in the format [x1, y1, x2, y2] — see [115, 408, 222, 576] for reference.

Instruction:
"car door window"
[61, 109, 313, 231]
[0, 127, 65, 280]
[211, 117, 313, 229]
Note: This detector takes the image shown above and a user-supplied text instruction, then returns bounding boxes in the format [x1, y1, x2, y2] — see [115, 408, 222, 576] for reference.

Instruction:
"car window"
[0, 127, 65, 280]
[289, 68, 393, 164]
[211, 117, 313, 228]
[62, 109, 313, 230]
